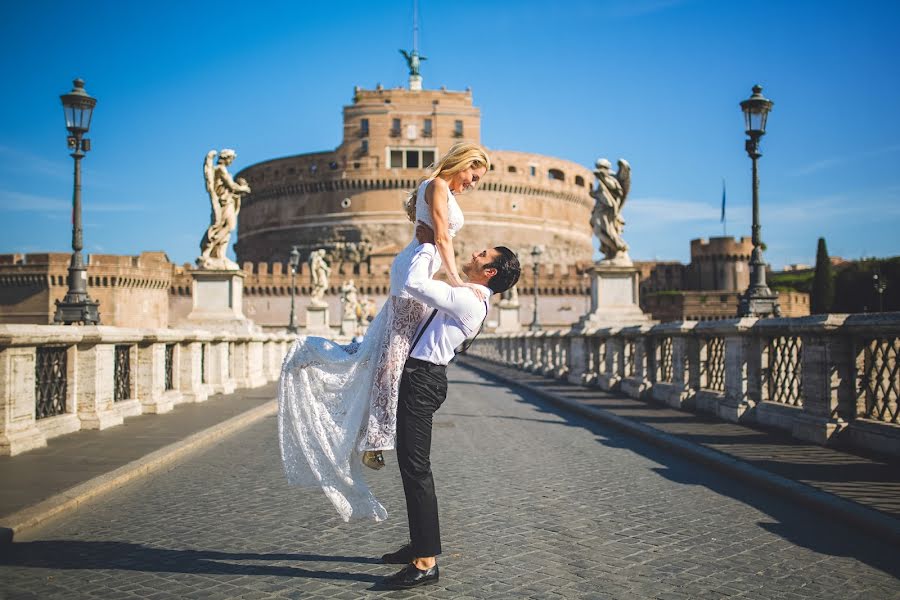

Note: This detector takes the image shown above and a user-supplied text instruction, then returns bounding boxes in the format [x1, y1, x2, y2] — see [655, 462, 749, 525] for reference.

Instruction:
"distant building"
[0, 252, 172, 328]
[638, 236, 810, 321]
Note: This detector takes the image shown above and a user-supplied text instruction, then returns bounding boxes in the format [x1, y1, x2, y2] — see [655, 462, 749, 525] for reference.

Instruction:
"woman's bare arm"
[424, 178, 465, 287]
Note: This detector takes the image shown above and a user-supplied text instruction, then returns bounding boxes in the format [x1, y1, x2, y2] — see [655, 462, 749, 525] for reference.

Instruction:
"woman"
[278, 142, 490, 522]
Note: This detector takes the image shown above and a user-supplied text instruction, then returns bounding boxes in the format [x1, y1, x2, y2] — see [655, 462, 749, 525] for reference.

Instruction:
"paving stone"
[1, 365, 899, 598]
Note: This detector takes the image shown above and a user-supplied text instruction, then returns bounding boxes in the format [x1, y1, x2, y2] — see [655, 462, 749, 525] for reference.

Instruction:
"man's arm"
[404, 244, 480, 322]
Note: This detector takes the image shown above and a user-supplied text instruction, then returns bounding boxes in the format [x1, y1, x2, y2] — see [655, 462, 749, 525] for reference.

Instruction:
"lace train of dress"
[278, 293, 427, 522]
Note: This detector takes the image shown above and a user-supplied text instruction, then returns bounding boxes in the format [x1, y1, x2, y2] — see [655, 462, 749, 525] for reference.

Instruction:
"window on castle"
[361, 140, 368, 155]
[391, 118, 401, 137]
[360, 118, 369, 137]
[548, 168, 565, 181]
[508, 166, 517, 173]
[529, 165, 537, 176]
[423, 119, 433, 137]
[453, 120, 464, 138]
[388, 147, 437, 169]
[575, 175, 585, 186]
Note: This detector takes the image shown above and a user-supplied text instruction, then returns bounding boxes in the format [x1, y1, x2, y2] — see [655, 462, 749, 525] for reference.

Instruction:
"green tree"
[811, 237, 834, 314]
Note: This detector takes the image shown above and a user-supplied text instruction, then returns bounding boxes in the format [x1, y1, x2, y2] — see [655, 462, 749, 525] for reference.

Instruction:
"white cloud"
[789, 144, 900, 177]
[626, 197, 720, 224]
[0, 145, 70, 180]
[0, 189, 146, 213]
[0, 190, 68, 212]
[788, 157, 842, 177]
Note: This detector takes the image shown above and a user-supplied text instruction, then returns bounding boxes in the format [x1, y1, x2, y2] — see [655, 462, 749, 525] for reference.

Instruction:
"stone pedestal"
[178, 269, 260, 334]
[0, 346, 48, 456]
[341, 316, 358, 338]
[495, 303, 521, 333]
[576, 263, 652, 330]
[305, 305, 331, 336]
[76, 343, 125, 430]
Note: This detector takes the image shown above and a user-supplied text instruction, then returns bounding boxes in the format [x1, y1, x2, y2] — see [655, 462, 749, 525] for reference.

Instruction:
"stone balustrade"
[467, 313, 900, 459]
[0, 325, 294, 456]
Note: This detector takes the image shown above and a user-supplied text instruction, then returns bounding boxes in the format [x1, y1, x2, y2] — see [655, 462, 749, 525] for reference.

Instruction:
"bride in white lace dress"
[278, 142, 491, 522]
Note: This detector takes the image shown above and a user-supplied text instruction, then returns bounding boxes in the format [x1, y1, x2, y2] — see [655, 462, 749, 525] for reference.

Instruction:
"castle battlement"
[690, 236, 753, 259]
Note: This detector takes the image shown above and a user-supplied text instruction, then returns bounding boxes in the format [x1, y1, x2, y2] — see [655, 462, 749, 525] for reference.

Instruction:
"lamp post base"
[738, 288, 781, 318]
[53, 297, 100, 325]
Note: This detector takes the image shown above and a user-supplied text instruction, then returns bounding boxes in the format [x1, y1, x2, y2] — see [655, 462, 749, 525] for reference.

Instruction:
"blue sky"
[1, 0, 898, 269]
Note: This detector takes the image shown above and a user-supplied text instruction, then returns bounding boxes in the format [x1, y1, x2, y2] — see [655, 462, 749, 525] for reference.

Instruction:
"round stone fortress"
[234, 83, 596, 268]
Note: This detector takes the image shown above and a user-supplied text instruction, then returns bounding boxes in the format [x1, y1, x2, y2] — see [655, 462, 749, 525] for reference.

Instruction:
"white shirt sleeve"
[404, 244, 481, 323]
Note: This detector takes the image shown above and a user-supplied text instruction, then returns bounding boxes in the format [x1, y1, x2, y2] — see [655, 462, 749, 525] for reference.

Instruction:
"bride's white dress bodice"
[390, 180, 463, 296]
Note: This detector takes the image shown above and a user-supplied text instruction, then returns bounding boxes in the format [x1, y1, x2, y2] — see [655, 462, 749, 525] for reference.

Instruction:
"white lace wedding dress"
[278, 180, 464, 522]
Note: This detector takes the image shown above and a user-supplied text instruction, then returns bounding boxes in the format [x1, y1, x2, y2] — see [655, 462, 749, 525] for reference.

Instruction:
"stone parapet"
[0, 324, 293, 456]
[466, 312, 900, 459]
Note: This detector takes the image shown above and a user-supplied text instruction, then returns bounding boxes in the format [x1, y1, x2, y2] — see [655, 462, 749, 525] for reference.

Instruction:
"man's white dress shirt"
[403, 244, 491, 366]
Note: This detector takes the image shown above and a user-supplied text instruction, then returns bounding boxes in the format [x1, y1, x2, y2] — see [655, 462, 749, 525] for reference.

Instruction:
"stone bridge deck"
[1, 364, 898, 598]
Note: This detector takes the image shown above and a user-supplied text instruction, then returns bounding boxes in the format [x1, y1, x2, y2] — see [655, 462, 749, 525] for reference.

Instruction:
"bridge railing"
[469, 314, 900, 459]
[0, 325, 294, 456]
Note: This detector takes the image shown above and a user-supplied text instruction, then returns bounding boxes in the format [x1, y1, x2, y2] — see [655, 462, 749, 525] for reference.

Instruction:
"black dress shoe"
[382, 563, 439, 589]
[381, 543, 413, 564]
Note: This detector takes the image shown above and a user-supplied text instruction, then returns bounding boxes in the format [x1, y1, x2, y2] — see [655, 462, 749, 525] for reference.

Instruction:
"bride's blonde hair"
[404, 142, 491, 222]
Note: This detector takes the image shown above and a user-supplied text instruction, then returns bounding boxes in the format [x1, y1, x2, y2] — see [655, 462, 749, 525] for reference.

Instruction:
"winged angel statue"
[198, 149, 251, 270]
[399, 49, 426, 77]
[590, 158, 632, 265]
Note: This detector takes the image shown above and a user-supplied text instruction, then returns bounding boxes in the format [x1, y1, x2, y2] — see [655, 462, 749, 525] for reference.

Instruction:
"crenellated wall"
[0, 252, 172, 328]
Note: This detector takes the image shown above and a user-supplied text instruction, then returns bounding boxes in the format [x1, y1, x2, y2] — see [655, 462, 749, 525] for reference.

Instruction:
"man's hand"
[415, 222, 435, 245]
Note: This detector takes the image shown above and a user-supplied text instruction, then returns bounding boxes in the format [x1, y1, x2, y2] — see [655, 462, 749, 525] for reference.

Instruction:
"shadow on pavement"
[0, 541, 382, 583]
[461, 365, 900, 580]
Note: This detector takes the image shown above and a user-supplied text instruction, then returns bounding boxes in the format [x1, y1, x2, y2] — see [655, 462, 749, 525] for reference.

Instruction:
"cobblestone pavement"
[2, 365, 898, 599]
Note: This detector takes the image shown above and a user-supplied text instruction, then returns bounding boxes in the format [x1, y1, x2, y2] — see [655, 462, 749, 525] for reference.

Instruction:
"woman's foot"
[362, 450, 385, 470]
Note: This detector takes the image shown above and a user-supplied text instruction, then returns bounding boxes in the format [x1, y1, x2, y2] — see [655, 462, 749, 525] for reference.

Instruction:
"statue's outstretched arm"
[204, 151, 221, 222]
[217, 166, 251, 194]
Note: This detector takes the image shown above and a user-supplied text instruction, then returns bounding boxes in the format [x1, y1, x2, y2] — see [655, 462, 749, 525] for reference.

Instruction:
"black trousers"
[397, 357, 448, 557]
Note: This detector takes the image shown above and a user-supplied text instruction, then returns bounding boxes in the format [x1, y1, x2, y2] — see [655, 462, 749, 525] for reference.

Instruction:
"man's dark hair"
[485, 246, 521, 294]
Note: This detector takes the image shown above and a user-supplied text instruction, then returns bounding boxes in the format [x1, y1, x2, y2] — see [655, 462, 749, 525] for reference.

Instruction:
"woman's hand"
[464, 282, 488, 301]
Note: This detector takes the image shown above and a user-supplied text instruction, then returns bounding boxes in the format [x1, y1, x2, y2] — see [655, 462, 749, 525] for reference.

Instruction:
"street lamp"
[738, 85, 781, 318]
[530, 245, 543, 331]
[873, 273, 887, 313]
[54, 78, 101, 325]
[288, 246, 300, 333]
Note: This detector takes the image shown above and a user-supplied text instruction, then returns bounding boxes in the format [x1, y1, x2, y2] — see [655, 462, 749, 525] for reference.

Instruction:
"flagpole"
[721, 178, 727, 237]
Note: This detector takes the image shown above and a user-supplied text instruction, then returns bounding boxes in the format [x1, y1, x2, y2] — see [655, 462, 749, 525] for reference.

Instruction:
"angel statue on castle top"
[198, 149, 251, 270]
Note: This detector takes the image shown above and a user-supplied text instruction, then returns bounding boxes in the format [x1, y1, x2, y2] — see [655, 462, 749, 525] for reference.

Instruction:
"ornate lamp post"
[530, 245, 543, 331]
[873, 272, 887, 313]
[288, 246, 300, 332]
[738, 85, 781, 318]
[54, 79, 101, 325]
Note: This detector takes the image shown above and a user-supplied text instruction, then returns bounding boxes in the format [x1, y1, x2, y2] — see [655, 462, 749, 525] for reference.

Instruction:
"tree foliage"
[811, 238, 834, 314]
[831, 257, 900, 313]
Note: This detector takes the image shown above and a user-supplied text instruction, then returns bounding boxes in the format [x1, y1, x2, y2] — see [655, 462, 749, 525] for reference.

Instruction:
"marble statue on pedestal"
[590, 158, 632, 266]
[308, 249, 331, 307]
[340, 279, 359, 320]
[198, 149, 251, 270]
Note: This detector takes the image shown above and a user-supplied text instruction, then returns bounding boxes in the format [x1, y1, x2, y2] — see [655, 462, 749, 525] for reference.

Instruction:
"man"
[380, 227, 521, 590]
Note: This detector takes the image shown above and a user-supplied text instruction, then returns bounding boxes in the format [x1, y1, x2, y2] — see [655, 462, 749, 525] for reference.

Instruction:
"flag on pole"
[720, 178, 726, 223]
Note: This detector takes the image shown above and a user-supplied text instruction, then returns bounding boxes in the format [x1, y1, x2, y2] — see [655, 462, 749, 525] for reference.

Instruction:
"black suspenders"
[409, 309, 439, 355]
[408, 301, 490, 358]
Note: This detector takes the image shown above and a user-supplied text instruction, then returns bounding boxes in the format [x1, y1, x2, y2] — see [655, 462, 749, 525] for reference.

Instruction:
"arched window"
[575, 175, 585, 187]
[548, 168, 565, 181]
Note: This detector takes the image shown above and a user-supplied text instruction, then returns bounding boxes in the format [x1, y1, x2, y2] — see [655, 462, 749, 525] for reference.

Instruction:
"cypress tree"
[811, 237, 834, 314]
